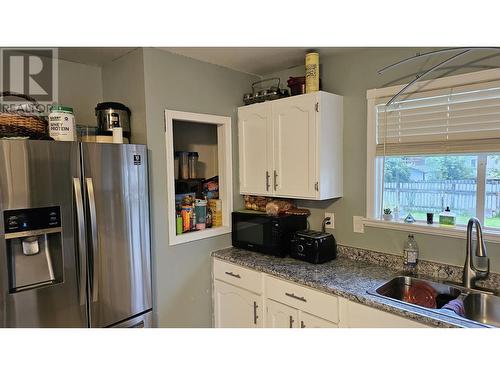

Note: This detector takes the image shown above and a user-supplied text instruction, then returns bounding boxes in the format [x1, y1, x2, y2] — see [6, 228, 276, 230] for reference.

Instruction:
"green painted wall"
[265, 48, 500, 272]
[102, 48, 147, 145]
[142, 48, 258, 327]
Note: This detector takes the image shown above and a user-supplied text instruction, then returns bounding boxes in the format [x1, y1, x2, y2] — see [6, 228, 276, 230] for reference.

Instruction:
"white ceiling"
[56, 47, 363, 75]
[58, 47, 137, 66]
[160, 47, 363, 76]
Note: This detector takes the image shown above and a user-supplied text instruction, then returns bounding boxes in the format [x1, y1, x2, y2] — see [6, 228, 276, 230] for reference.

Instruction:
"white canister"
[112, 127, 123, 144]
[49, 105, 76, 141]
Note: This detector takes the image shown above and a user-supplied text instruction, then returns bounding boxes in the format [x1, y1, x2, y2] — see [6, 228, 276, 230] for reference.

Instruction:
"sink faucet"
[463, 218, 490, 289]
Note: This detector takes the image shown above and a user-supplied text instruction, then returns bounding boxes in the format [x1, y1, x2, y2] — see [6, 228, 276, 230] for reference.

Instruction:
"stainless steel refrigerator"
[0, 140, 152, 327]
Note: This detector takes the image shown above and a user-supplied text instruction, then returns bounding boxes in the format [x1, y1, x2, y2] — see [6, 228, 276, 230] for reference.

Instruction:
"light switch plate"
[324, 212, 334, 229]
[353, 216, 365, 233]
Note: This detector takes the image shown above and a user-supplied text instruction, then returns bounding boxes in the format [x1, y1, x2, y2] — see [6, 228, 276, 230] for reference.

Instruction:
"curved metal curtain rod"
[385, 49, 472, 106]
[378, 47, 500, 75]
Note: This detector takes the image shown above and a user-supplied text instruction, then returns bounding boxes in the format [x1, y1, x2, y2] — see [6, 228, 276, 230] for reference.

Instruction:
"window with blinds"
[367, 71, 500, 229]
[376, 80, 500, 156]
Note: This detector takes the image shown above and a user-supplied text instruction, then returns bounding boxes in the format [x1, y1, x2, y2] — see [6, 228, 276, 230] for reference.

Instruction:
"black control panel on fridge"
[3, 206, 61, 234]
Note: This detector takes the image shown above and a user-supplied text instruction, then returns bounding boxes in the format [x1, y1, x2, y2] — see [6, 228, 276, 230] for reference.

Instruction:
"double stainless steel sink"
[462, 293, 500, 327]
[369, 276, 500, 327]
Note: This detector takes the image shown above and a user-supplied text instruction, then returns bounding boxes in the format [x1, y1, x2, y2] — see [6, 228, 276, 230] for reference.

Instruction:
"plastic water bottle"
[403, 234, 419, 274]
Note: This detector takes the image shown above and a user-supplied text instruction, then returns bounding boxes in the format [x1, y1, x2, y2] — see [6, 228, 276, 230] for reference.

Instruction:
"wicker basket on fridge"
[0, 91, 51, 139]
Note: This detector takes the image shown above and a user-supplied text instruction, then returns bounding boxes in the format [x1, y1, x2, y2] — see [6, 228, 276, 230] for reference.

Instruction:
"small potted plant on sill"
[383, 208, 393, 221]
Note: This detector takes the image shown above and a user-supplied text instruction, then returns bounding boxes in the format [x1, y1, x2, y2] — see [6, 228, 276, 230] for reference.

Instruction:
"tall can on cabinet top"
[305, 52, 319, 93]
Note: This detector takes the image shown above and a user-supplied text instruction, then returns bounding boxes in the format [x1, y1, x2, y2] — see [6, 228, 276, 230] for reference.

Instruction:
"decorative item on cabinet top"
[242, 77, 289, 106]
[287, 76, 323, 96]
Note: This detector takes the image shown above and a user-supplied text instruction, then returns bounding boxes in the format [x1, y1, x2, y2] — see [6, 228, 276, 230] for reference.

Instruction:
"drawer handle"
[289, 315, 294, 328]
[301, 321, 306, 328]
[225, 271, 241, 279]
[285, 292, 307, 302]
[253, 301, 258, 325]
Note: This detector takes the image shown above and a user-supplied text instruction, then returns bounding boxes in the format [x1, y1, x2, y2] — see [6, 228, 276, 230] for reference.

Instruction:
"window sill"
[169, 226, 231, 246]
[362, 218, 500, 244]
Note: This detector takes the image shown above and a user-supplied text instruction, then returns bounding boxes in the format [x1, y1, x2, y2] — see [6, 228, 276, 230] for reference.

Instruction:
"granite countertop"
[212, 247, 489, 328]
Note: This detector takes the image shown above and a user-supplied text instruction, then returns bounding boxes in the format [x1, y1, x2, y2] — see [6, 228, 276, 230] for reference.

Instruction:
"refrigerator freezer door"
[109, 310, 153, 328]
[81, 143, 152, 328]
[0, 140, 87, 327]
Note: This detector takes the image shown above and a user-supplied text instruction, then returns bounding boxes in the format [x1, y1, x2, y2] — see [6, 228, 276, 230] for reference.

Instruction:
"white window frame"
[164, 109, 233, 245]
[364, 68, 500, 243]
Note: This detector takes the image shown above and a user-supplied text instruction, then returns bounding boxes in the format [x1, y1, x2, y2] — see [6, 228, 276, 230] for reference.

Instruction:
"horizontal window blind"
[376, 79, 500, 155]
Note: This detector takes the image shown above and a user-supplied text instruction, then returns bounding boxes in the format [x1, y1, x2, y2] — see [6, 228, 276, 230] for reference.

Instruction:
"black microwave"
[232, 211, 308, 257]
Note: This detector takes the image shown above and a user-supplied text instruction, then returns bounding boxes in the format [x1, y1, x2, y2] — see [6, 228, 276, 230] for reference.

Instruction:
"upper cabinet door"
[272, 94, 318, 199]
[238, 103, 273, 196]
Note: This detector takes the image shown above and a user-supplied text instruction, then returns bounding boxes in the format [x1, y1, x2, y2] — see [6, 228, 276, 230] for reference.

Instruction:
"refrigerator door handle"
[86, 178, 99, 303]
[73, 178, 87, 307]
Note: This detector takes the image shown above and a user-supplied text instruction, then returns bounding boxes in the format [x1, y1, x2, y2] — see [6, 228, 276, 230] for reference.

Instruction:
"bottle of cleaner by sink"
[403, 234, 419, 274]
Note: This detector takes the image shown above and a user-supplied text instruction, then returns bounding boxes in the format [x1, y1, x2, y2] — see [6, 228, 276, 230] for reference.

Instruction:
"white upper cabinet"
[238, 91, 343, 200]
[273, 94, 318, 198]
[238, 103, 273, 195]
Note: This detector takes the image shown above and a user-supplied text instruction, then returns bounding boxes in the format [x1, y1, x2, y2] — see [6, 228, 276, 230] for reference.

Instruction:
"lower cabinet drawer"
[213, 259, 262, 294]
[265, 276, 339, 323]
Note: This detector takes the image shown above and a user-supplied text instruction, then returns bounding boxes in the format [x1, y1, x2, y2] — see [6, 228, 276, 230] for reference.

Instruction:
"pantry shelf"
[165, 109, 233, 246]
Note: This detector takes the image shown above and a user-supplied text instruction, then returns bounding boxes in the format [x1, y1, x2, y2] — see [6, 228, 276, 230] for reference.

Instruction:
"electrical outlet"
[353, 216, 365, 233]
[324, 212, 334, 229]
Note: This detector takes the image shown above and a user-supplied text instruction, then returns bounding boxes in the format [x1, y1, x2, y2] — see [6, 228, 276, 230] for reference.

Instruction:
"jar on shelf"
[174, 151, 180, 179]
[206, 206, 213, 229]
[181, 204, 192, 233]
[188, 152, 199, 179]
[178, 151, 189, 179]
[195, 199, 207, 230]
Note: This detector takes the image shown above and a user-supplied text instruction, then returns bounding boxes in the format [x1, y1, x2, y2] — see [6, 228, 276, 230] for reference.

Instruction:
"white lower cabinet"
[265, 300, 337, 328]
[214, 280, 263, 328]
[338, 297, 428, 328]
[264, 275, 339, 328]
[212, 259, 429, 328]
[266, 299, 299, 328]
[299, 311, 338, 328]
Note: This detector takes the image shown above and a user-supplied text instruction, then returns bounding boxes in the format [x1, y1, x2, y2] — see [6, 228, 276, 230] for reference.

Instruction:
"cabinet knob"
[301, 321, 306, 328]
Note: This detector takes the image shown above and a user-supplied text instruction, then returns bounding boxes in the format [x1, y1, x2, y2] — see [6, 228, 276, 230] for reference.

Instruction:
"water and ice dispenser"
[4, 207, 64, 292]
